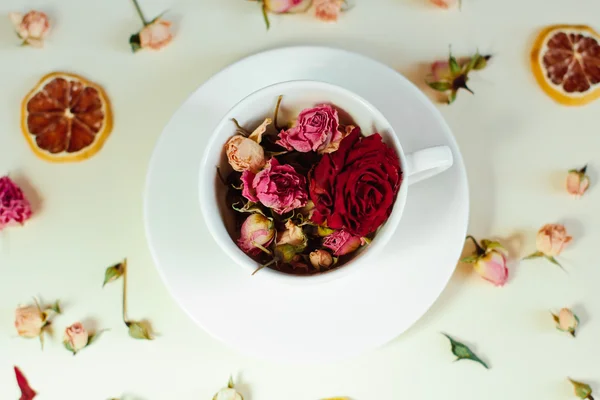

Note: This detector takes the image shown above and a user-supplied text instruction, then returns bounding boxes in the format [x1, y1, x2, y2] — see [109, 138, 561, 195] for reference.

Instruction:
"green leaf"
[448, 91, 457, 104]
[228, 376, 234, 389]
[64, 341, 76, 355]
[569, 378, 593, 399]
[48, 300, 61, 314]
[442, 333, 489, 369]
[551, 313, 560, 324]
[103, 260, 126, 287]
[460, 255, 478, 264]
[126, 321, 154, 340]
[318, 225, 335, 237]
[523, 251, 544, 260]
[449, 56, 460, 75]
[427, 81, 452, 92]
[545, 255, 564, 269]
[129, 33, 142, 53]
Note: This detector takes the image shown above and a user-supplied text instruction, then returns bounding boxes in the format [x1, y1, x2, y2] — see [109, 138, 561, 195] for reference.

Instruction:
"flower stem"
[132, 0, 148, 26]
[122, 259, 129, 325]
[273, 95, 283, 131]
[252, 257, 278, 275]
[465, 235, 484, 255]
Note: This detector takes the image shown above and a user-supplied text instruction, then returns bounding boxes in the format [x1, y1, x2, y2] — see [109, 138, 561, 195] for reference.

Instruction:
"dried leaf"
[103, 260, 126, 287]
[427, 81, 452, 92]
[48, 300, 61, 314]
[129, 33, 141, 52]
[442, 333, 489, 369]
[569, 378, 594, 399]
[449, 55, 460, 75]
[14, 366, 37, 400]
[523, 251, 544, 260]
[460, 255, 478, 263]
[127, 321, 153, 340]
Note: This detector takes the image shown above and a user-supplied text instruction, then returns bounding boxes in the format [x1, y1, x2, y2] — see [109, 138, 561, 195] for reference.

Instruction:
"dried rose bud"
[226, 135, 266, 173]
[15, 305, 46, 338]
[265, 0, 312, 13]
[9, 11, 50, 47]
[536, 224, 572, 257]
[553, 308, 579, 337]
[322, 230, 362, 256]
[138, 19, 173, 51]
[236, 214, 275, 256]
[63, 322, 89, 354]
[566, 165, 590, 197]
[274, 243, 298, 263]
[309, 249, 334, 270]
[314, 0, 344, 22]
[426, 51, 491, 104]
[276, 220, 307, 248]
[0, 176, 33, 230]
[461, 237, 508, 286]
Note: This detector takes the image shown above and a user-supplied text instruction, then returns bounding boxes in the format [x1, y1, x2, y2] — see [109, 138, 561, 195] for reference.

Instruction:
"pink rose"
[241, 158, 308, 214]
[0, 176, 32, 230]
[139, 19, 173, 50]
[265, 0, 311, 13]
[276, 105, 342, 154]
[566, 166, 590, 197]
[63, 322, 89, 354]
[474, 247, 509, 287]
[314, 0, 344, 22]
[322, 230, 362, 256]
[237, 214, 275, 256]
[536, 224, 572, 257]
[9, 11, 50, 47]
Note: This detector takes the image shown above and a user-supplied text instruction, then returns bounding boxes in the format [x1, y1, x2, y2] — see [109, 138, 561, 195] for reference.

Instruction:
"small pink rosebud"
[566, 166, 590, 197]
[554, 308, 579, 336]
[474, 249, 508, 286]
[265, 0, 311, 13]
[139, 19, 173, 51]
[63, 322, 89, 354]
[462, 237, 509, 286]
[9, 11, 50, 47]
[536, 224, 572, 257]
[237, 214, 275, 256]
[276, 220, 307, 248]
[0, 176, 33, 230]
[314, 0, 344, 22]
[323, 230, 362, 256]
[14, 305, 46, 338]
[309, 249, 334, 270]
[430, 0, 459, 8]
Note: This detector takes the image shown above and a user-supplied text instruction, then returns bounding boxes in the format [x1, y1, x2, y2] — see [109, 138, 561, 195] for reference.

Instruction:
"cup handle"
[404, 146, 453, 186]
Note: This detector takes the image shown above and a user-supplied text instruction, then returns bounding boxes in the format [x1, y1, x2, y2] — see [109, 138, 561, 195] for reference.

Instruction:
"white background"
[1, 0, 600, 399]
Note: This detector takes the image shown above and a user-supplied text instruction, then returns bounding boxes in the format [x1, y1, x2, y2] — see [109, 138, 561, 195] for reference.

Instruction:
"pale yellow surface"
[1, 0, 600, 399]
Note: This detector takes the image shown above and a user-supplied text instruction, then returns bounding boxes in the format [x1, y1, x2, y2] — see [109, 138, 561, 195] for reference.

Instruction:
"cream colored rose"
[226, 135, 266, 173]
[64, 322, 89, 354]
[276, 220, 306, 247]
[139, 19, 173, 50]
[9, 10, 50, 47]
[15, 305, 46, 338]
[536, 224, 572, 257]
[309, 249, 333, 270]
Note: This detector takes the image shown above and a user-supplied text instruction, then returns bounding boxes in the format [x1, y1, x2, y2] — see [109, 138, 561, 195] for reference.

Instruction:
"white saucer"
[144, 46, 469, 363]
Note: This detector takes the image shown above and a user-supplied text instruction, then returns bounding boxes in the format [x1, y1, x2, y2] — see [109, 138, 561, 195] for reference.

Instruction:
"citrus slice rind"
[531, 24, 600, 106]
[21, 72, 113, 162]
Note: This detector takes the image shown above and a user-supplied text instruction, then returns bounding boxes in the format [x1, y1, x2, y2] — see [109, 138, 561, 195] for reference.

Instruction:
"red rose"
[308, 128, 402, 237]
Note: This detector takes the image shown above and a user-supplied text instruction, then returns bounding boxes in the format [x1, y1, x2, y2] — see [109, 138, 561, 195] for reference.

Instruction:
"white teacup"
[199, 80, 453, 284]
